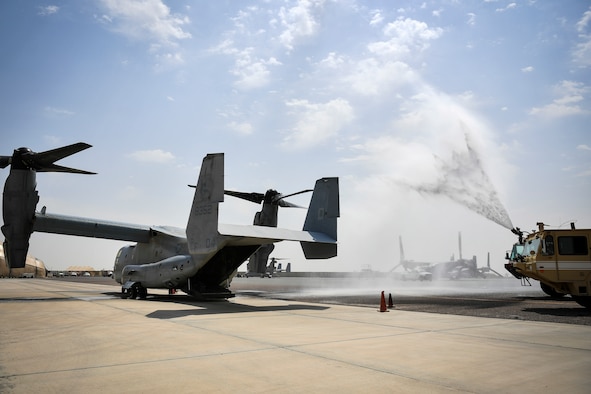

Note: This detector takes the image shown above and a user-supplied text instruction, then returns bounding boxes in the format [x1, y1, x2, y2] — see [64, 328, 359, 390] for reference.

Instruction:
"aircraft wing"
[32, 211, 335, 246]
[218, 223, 336, 246]
[33, 210, 152, 243]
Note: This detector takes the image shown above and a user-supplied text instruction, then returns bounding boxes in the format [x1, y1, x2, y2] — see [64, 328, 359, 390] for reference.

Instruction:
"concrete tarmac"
[1, 278, 591, 393]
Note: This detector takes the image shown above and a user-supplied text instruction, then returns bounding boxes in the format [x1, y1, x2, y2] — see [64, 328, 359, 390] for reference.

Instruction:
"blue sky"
[1, 0, 590, 273]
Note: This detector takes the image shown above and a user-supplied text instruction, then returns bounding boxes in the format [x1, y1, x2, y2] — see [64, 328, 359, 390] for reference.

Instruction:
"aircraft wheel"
[138, 286, 147, 300]
[121, 289, 129, 299]
[129, 286, 138, 299]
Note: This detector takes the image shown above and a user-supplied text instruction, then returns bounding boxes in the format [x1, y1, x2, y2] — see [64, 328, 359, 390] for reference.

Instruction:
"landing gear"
[121, 283, 147, 300]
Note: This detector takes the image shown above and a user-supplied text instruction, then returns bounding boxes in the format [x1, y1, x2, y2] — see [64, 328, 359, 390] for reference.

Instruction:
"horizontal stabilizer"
[301, 242, 337, 259]
[219, 223, 336, 246]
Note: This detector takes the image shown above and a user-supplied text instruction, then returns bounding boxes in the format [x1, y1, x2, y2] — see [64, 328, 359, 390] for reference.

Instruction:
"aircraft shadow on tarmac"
[102, 291, 328, 319]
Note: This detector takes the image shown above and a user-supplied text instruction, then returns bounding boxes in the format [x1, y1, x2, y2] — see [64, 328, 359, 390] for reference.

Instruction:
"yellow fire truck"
[505, 222, 591, 308]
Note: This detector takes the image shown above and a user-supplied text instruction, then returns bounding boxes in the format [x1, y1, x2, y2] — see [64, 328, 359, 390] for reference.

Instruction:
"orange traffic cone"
[378, 291, 389, 312]
[388, 293, 394, 309]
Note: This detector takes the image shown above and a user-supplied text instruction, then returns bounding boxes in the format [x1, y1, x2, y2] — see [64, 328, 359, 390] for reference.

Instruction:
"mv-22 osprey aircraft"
[1, 143, 339, 299]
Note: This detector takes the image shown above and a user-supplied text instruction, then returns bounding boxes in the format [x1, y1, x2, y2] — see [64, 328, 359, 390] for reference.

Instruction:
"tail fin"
[186, 153, 224, 260]
[301, 177, 339, 259]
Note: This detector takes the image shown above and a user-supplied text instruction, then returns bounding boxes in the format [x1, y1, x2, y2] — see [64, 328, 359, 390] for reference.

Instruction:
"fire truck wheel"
[540, 283, 566, 298]
[573, 296, 591, 309]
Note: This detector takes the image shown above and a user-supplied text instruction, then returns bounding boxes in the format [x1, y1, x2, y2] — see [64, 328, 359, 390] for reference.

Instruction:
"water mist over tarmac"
[232, 276, 540, 299]
[401, 133, 513, 230]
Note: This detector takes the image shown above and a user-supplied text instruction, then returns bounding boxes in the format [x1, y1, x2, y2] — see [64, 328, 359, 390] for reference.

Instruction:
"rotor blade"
[34, 142, 92, 166]
[278, 189, 313, 200]
[224, 190, 265, 204]
[36, 163, 96, 175]
[26, 142, 93, 173]
[277, 200, 304, 208]
[275, 189, 313, 208]
[0, 156, 10, 169]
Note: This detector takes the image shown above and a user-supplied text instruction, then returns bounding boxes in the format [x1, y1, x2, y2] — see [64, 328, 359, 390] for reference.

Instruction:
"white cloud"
[496, 3, 517, 12]
[319, 52, 345, 68]
[573, 38, 591, 68]
[277, 0, 324, 51]
[575, 168, 591, 177]
[577, 144, 591, 151]
[336, 16, 440, 97]
[369, 10, 384, 26]
[283, 98, 354, 149]
[521, 66, 534, 72]
[368, 18, 443, 59]
[44, 106, 74, 117]
[231, 49, 282, 90]
[576, 7, 591, 33]
[345, 58, 417, 96]
[99, 0, 191, 65]
[211, 36, 282, 89]
[152, 49, 185, 68]
[573, 8, 591, 68]
[529, 80, 590, 118]
[38, 5, 59, 16]
[466, 13, 476, 27]
[210, 38, 238, 56]
[228, 121, 253, 135]
[128, 149, 175, 163]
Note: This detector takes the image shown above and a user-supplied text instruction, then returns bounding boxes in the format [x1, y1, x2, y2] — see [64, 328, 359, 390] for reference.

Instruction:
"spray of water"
[405, 133, 513, 230]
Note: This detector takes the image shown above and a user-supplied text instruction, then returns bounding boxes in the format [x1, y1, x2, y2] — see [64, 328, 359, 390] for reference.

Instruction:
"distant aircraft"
[1, 143, 340, 299]
[390, 236, 432, 281]
[392, 234, 502, 280]
[262, 257, 291, 278]
[392, 236, 432, 271]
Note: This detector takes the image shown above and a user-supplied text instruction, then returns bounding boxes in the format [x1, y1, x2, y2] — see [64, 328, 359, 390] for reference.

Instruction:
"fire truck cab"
[505, 222, 591, 308]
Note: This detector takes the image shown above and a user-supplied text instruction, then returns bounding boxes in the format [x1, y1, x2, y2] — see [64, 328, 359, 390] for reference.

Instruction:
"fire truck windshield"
[523, 238, 541, 257]
[509, 243, 525, 261]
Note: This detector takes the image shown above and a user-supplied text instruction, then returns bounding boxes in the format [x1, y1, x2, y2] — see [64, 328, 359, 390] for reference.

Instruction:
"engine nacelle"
[1, 169, 38, 268]
[1, 143, 94, 268]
